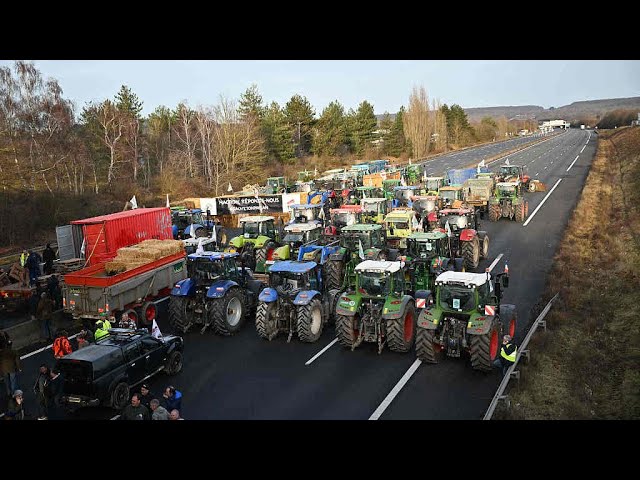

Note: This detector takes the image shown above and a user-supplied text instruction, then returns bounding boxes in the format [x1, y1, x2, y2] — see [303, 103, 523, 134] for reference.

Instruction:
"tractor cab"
[361, 197, 388, 224]
[498, 164, 524, 182]
[393, 186, 420, 207]
[171, 207, 209, 239]
[424, 177, 445, 196]
[354, 261, 402, 298]
[289, 203, 325, 224]
[340, 224, 386, 253]
[411, 195, 438, 216]
[439, 186, 464, 208]
[403, 164, 423, 184]
[266, 176, 287, 194]
[325, 205, 362, 238]
[406, 231, 450, 261]
[241, 216, 277, 239]
[279, 222, 324, 260]
[384, 208, 416, 250]
[297, 170, 314, 182]
[186, 251, 241, 285]
[268, 260, 321, 296]
[355, 185, 384, 201]
[438, 207, 479, 232]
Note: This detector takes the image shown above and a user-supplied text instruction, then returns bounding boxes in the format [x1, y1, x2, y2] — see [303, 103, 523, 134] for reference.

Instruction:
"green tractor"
[335, 260, 416, 354]
[225, 216, 284, 273]
[403, 164, 423, 185]
[488, 182, 529, 223]
[405, 231, 464, 293]
[265, 176, 290, 194]
[414, 266, 516, 372]
[360, 197, 388, 224]
[383, 179, 402, 201]
[323, 223, 392, 292]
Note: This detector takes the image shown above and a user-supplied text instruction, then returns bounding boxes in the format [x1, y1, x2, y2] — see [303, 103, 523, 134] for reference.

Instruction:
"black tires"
[211, 288, 245, 336]
[515, 202, 525, 222]
[461, 236, 480, 270]
[164, 350, 183, 375]
[256, 301, 278, 340]
[110, 382, 130, 410]
[324, 260, 345, 291]
[469, 317, 501, 372]
[478, 232, 490, 259]
[387, 302, 416, 353]
[336, 314, 359, 348]
[169, 296, 191, 334]
[489, 203, 500, 222]
[415, 328, 441, 364]
[296, 298, 323, 343]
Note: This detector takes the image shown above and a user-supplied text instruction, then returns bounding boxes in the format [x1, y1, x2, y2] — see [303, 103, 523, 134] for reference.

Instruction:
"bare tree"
[433, 99, 447, 152]
[403, 86, 433, 160]
[94, 100, 124, 185]
[173, 103, 197, 178]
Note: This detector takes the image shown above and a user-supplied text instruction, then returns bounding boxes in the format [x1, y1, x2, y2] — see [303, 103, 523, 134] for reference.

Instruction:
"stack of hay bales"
[105, 239, 185, 275]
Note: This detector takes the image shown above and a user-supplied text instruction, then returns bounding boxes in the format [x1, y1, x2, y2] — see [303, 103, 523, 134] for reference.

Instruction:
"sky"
[1, 60, 638, 117]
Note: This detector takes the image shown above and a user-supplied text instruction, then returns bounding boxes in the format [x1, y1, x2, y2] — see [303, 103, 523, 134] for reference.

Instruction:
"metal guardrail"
[483, 292, 559, 420]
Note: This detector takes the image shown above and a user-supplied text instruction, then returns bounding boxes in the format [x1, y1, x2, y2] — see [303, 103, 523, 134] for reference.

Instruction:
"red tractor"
[324, 205, 363, 240]
[435, 208, 489, 271]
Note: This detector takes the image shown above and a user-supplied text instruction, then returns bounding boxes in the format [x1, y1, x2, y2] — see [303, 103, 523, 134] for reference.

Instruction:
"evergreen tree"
[115, 85, 143, 119]
[383, 107, 407, 157]
[284, 94, 315, 157]
[263, 101, 295, 163]
[238, 84, 265, 123]
[351, 100, 378, 156]
[313, 101, 348, 157]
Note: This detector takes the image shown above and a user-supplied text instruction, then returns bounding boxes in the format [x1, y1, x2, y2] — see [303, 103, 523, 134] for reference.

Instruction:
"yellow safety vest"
[20, 253, 28, 267]
[500, 343, 517, 363]
[95, 327, 109, 341]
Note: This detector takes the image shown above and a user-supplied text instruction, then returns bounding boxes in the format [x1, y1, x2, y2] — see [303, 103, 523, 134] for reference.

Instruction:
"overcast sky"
[1, 60, 638, 117]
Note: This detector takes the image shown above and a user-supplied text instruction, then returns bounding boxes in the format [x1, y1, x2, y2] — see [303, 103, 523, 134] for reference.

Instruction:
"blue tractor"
[169, 251, 265, 335]
[256, 260, 340, 343]
[171, 207, 215, 239]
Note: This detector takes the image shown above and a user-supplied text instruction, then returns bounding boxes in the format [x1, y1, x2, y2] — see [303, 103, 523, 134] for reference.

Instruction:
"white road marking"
[111, 414, 120, 420]
[369, 359, 422, 420]
[487, 253, 504, 272]
[535, 172, 540, 176]
[305, 338, 339, 365]
[544, 165, 548, 169]
[567, 155, 580, 172]
[20, 332, 80, 360]
[580, 145, 586, 154]
[523, 178, 563, 227]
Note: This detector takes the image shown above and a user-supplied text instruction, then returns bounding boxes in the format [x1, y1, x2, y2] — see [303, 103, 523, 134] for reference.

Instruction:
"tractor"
[384, 208, 416, 250]
[225, 215, 282, 273]
[438, 186, 464, 209]
[488, 182, 529, 223]
[495, 162, 544, 193]
[335, 260, 416, 354]
[437, 208, 489, 270]
[411, 195, 439, 230]
[323, 223, 392, 292]
[288, 203, 326, 224]
[169, 251, 266, 335]
[265, 176, 289, 194]
[424, 176, 446, 196]
[402, 164, 423, 185]
[392, 186, 422, 208]
[273, 222, 325, 264]
[171, 207, 214, 239]
[383, 179, 402, 201]
[324, 205, 362, 240]
[405, 231, 464, 293]
[414, 265, 516, 372]
[256, 261, 340, 343]
[360, 197, 388, 224]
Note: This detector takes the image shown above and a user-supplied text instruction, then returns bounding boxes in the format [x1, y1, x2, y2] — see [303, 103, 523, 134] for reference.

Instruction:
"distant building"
[539, 119, 569, 132]
[632, 112, 640, 127]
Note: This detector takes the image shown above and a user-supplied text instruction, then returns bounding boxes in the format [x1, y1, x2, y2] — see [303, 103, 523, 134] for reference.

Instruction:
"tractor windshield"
[191, 259, 225, 281]
[283, 232, 304, 244]
[409, 239, 439, 259]
[413, 198, 435, 213]
[441, 215, 468, 230]
[439, 285, 476, 311]
[191, 212, 204, 224]
[358, 271, 391, 297]
[174, 214, 190, 231]
[440, 190, 458, 202]
[362, 201, 381, 213]
[395, 189, 413, 201]
[267, 178, 282, 188]
[500, 166, 520, 177]
[243, 222, 261, 237]
[292, 207, 316, 222]
[498, 185, 517, 195]
[270, 271, 305, 292]
[333, 212, 357, 228]
[425, 179, 441, 192]
[341, 233, 371, 250]
[388, 221, 409, 230]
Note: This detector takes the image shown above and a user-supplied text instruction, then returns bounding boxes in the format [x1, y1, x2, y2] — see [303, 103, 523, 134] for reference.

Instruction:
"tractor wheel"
[240, 247, 256, 272]
[336, 314, 359, 348]
[469, 317, 501, 372]
[515, 202, 525, 222]
[489, 204, 500, 222]
[478, 232, 490, 259]
[326, 289, 341, 325]
[461, 236, 480, 270]
[211, 288, 245, 336]
[415, 328, 442, 364]
[297, 298, 323, 343]
[524, 201, 529, 219]
[255, 301, 278, 340]
[324, 260, 345, 292]
[168, 296, 191, 334]
[387, 302, 416, 353]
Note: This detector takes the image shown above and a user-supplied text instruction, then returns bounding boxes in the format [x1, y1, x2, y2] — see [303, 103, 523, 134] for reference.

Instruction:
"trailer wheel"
[387, 302, 416, 353]
[297, 298, 323, 343]
[256, 301, 278, 340]
[140, 301, 156, 326]
[469, 317, 501, 372]
[211, 288, 245, 336]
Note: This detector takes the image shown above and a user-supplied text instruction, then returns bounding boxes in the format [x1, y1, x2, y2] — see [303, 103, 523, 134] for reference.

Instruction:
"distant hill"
[376, 97, 640, 124]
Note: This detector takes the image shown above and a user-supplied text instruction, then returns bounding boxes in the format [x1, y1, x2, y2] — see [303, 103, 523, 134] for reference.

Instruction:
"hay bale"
[130, 246, 163, 261]
[115, 247, 146, 260]
[137, 239, 184, 256]
[105, 261, 127, 275]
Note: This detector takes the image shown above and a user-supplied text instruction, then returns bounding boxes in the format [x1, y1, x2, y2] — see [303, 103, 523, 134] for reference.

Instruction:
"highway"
[6, 129, 596, 420]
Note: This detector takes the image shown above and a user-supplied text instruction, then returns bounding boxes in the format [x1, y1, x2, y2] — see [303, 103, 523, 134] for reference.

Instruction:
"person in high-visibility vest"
[94, 320, 110, 341]
[19, 250, 29, 287]
[493, 334, 517, 377]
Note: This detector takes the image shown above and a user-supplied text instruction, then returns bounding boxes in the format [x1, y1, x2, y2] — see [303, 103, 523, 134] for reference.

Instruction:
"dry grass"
[502, 128, 640, 420]
[104, 239, 185, 274]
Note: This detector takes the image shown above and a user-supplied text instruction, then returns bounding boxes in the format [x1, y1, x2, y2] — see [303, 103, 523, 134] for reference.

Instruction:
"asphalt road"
[6, 129, 595, 420]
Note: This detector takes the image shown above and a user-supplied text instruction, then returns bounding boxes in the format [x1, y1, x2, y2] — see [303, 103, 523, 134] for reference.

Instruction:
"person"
[118, 312, 136, 330]
[5, 390, 25, 420]
[36, 291, 54, 342]
[52, 330, 72, 360]
[42, 243, 56, 275]
[0, 330, 11, 350]
[76, 330, 90, 349]
[94, 320, 110, 341]
[493, 334, 517, 377]
[26, 250, 43, 286]
[161, 385, 182, 412]
[0, 341, 21, 398]
[33, 364, 50, 420]
[120, 393, 150, 420]
[20, 249, 29, 287]
[47, 275, 63, 310]
[139, 384, 153, 410]
[169, 409, 184, 420]
[149, 398, 170, 420]
[44, 366, 64, 420]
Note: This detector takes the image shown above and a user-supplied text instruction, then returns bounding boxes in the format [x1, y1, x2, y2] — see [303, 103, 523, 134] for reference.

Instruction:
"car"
[57, 328, 184, 411]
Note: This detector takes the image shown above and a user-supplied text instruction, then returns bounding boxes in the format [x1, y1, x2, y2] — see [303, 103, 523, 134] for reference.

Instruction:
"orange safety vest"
[53, 337, 72, 359]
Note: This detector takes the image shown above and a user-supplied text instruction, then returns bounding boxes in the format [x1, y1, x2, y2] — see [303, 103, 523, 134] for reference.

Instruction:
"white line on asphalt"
[580, 145, 586, 154]
[544, 165, 548, 169]
[369, 359, 422, 420]
[523, 178, 563, 227]
[20, 332, 80, 360]
[487, 253, 504, 272]
[567, 155, 580, 172]
[535, 172, 540, 176]
[305, 338, 339, 365]
[111, 414, 120, 420]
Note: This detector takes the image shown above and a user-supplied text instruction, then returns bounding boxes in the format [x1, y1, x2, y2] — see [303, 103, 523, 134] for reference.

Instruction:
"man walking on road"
[493, 334, 517, 377]
[33, 364, 50, 420]
[37, 292, 54, 342]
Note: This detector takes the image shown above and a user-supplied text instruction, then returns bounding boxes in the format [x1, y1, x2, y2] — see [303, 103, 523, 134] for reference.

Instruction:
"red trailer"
[72, 208, 172, 266]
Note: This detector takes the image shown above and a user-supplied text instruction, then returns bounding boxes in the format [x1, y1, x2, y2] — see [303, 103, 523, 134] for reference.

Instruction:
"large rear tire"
[478, 232, 489, 259]
[336, 314, 359, 348]
[168, 296, 190, 334]
[461, 236, 480, 270]
[469, 317, 501, 372]
[488, 204, 500, 222]
[387, 302, 416, 353]
[256, 301, 278, 340]
[324, 260, 345, 291]
[415, 328, 441, 364]
[515, 202, 525, 222]
[211, 288, 245, 336]
[297, 298, 323, 343]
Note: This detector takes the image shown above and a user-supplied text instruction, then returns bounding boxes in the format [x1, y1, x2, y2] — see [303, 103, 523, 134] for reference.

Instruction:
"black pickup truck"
[58, 328, 184, 411]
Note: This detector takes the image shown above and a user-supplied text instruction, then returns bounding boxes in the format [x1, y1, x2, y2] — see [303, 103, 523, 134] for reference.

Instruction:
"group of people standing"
[120, 384, 184, 421]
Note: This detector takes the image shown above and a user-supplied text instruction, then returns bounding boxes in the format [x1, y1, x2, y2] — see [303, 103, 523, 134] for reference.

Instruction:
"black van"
[58, 329, 183, 411]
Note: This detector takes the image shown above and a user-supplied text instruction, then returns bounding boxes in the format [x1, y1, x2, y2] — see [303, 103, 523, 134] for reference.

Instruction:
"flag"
[314, 167, 318, 177]
[358, 239, 365, 260]
[151, 319, 164, 342]
[505, 158, 510, 166]
[318, 206, 326, 221]
[411, 214, 419, 231]
[212, 224, 217, 244]
[400, 176, 407, 187]
[130, 195, 138, 209]
[196, 237, 205, 255]
[504, 262, 509, 274]
[227, 182, 233, 192]
[166, 194, 170, 208]
[445, 220, 452, 237]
